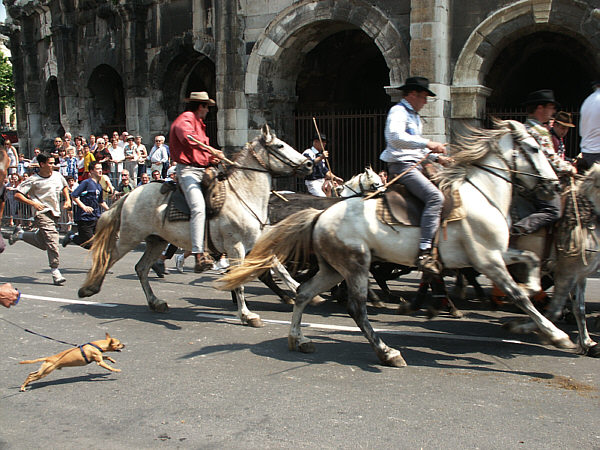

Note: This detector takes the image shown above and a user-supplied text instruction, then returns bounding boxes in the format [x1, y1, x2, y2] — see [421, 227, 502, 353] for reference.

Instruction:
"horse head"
[254, 124, 312, 176]
[498, 120, 560, 201]
[361, 167, 384, 192]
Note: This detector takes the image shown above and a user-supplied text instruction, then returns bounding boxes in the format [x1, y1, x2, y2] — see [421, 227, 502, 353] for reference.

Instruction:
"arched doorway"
[295, 28, 391, 184]
[41, 77, 63, 140]
[485, 31, 597, 157]
[162, 51, 217, 144]
[88, 65, 126, 135]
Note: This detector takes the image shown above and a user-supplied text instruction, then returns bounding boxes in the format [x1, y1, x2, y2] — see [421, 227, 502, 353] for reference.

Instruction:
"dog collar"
[79, 342, 104, 364]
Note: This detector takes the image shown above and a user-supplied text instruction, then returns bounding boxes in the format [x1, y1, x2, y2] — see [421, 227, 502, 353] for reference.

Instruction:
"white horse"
[218, 120, 577, 366]
[78, 125, 312, 327]
[506, 163, 600, 357]
[336, 167, 384, 197]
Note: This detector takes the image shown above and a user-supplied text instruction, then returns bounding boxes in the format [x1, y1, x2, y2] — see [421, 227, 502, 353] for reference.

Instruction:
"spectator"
[64, 175, 78, 231]
[114, 169, 134, 199]
[135, 135, 148, 180]
[52, 137, 63, 158]
[5, 173, 20, 227]
[149, 135, 169, 177]
[57, 148, 69, 177]
[29, 148, 41, 174]
[94, 137, 112, 175]
[10, 152, 71, 285]
[17, 153, 29, 177]
[138, 172, 150, 186]
[5, 140, 18, 175]
[151, 169, 162, 181]
[62, 162, 109, 249]
[578, 79, 600, 172]
[108, 135, 125, 182]
[550, 111, 575, 160]
[123, 135, 139, 185]
[99, 171, 115, 202]
[63, 132, 75, 153]
[118, 131, 128, 149]
[89, 134, 97, 152]
[76, 147, 85, 181]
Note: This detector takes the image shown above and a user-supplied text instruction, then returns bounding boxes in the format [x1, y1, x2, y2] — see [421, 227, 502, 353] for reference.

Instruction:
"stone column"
[213, 1, 248, 152]
[409, 0, 451, 143]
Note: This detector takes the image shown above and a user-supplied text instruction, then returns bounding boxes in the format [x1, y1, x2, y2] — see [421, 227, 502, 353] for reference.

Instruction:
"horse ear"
[261, 124, 273, 143]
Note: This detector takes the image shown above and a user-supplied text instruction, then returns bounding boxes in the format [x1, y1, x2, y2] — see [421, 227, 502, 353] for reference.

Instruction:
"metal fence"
[275, 109, 389, 192]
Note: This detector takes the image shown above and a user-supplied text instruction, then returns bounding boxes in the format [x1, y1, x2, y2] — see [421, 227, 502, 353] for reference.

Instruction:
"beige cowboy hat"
[184, 91, 216, 106]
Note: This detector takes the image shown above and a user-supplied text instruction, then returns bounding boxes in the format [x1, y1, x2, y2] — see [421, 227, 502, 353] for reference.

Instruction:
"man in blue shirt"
[62, 162, 109, 249]
[380, 76, 451, 275]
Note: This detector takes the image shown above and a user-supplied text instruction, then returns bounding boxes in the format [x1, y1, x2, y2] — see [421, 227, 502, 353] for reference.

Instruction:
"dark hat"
[554, 111, 575, 128]
[397, 76, 436, 97]
[523, 89, 560, 107]
[313, 133, 327, 141]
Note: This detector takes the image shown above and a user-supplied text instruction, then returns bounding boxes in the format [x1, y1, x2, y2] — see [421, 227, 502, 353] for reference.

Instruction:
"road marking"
[20, 293, 117, 307]
[195, 312, 532, 346]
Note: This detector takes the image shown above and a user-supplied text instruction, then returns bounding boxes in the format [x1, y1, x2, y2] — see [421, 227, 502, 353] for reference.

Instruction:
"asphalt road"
[1, 239, 599, 449]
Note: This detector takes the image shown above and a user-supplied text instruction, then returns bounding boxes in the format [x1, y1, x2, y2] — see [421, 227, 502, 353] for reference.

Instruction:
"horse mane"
[436, 118, 512, 191]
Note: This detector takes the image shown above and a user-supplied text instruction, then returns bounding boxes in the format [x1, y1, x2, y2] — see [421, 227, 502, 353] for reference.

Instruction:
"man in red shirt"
[170, 92, 225, 272]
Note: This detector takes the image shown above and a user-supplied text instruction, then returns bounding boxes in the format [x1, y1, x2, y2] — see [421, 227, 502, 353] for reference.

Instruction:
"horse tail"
[217, 208, 322, 290]
[79, 195, 127, 297]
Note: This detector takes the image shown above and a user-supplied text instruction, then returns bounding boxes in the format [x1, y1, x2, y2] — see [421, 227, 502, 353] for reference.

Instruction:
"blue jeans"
[387, 162, 444, 250]
[176, 164, 206, 254]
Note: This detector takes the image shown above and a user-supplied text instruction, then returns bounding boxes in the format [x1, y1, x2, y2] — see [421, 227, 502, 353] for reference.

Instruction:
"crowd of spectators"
[2, 130, 177, 229]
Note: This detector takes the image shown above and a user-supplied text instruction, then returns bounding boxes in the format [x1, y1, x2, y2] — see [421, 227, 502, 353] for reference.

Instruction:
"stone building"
[2, 0, 599, 183]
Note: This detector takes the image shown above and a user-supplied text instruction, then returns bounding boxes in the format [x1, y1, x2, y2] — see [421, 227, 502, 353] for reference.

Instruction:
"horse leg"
[334, 253, 406, 367]
[429, 275, 463, 319]
[258, 270, 295, 305]
[231, 286, 263, 327]
[451, 270, 467, 301]
[478, 254, 574, 349]
[270, 258, 326, 305]
[135, 235, 169, 312]
[398, 276, 429, 315]
[289, 261, 343, 353]
[571, 279, 599, 357]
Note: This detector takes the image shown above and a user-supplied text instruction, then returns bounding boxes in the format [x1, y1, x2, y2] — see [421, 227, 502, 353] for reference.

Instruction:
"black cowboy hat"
[523, 89, 560, 107]
[397, 76, 436, 97]
[313, 133, 327, 141]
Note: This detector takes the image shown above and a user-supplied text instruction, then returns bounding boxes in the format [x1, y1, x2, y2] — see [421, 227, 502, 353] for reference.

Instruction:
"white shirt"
[17, 171, 68, 217]
[580, 87, 600, 154]
[109, 145, 125, 173]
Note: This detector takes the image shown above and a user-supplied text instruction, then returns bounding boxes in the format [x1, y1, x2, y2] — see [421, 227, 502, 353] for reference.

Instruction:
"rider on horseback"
[510, 90, 571, 237]
[380, 76, 452, 275]
[170, 92, 225, 273]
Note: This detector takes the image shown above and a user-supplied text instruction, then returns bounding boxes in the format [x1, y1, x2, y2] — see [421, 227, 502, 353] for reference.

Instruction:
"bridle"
[339, 172, 384, 196]
[228, 138, 310, 175]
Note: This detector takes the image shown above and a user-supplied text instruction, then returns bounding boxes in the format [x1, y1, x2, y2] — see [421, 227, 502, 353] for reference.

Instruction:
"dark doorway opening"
[88, 64, 126, 135]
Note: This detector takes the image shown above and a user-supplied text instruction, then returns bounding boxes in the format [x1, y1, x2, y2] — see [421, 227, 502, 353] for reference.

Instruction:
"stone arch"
[245, 0, 408, 100]
[160, 50, 216, 122]
[41, 76, 63, 140]
[87, 64, 126, 134]
[451, 0, 600, 119]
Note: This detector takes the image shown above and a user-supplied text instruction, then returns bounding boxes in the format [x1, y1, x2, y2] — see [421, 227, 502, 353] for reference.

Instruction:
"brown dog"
[19, 333, 125, 391]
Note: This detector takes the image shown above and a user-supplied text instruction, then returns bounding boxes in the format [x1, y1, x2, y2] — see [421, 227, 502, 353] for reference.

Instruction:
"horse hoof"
[247, 317, 264, 328]
[370, 300, 386, 309]
[426, 307, 440, 319]
[309, 295, 326, 306]
[280, 295, 295, 305]
[586, 344, 600, 358]
[397, 303, 418, 315]
[150, 302, 169, 313]
[385, 354, 407, 368]
[298, 341, 316, 353]
[450, 308, 464, 319]
[551, 337, 577, 350]
[78, 287, 98, 298]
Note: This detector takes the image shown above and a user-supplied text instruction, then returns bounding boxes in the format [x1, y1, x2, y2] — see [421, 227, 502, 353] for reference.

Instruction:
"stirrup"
[417, 252, 441, 276]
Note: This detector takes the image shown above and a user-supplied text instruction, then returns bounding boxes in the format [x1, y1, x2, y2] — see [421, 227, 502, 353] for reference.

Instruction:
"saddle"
[161, 167, 227, 222]
[376, 182, 465, 228]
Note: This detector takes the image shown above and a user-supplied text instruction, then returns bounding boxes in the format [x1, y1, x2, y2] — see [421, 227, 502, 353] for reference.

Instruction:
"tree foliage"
[0, 54, 15, 111]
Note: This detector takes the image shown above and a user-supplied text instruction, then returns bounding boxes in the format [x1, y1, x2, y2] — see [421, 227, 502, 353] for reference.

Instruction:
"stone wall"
[1, 0, 599, 157]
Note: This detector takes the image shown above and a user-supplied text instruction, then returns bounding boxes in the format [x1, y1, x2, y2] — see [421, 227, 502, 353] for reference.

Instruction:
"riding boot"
[194, 252, 215, 273]
[416, 249, 441, 276]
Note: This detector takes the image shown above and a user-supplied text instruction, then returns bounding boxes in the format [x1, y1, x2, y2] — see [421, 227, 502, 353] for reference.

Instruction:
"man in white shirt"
[579, 79, 600, 171]
[149, 135, 169, 176]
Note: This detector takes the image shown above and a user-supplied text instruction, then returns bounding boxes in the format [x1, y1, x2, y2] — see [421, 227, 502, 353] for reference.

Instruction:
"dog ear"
[105, 332, 111, 339]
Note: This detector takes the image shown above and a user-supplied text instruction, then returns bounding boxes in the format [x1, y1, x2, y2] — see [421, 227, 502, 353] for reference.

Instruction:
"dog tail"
[78, 195, 127, 298]
[20, 357, 48, 364]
